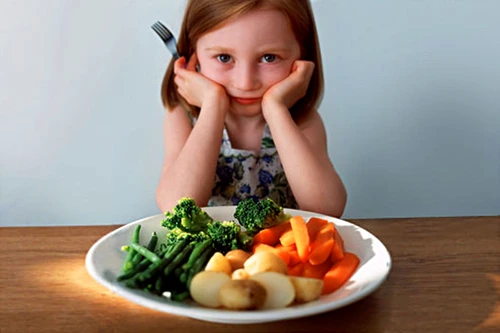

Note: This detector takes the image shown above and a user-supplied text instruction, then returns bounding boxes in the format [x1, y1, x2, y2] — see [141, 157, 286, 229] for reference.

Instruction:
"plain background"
[1, 0, 499, 227]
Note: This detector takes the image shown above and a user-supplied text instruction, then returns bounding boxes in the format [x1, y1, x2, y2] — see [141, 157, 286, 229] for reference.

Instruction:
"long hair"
[160, 0, 324, 119]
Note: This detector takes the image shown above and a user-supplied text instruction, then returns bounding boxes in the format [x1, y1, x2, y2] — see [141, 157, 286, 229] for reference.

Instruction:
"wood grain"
[1, 216, 499, 333]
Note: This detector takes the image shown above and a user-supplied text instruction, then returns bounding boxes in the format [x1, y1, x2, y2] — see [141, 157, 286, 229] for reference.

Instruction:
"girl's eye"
[262, 54, 277, 63]
[217, 54, 232, 63]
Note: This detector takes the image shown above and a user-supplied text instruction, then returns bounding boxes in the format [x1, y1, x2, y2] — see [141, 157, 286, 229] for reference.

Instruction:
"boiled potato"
[249, 272, 295, 309]
[232, 268, 250, 280]
[217, 279, 267, 310]
[225, 249, 251, 271]
[243, 251, 288, 276]
[190, 271, 231, 308]
[205, 252, 232, 275]
[289, 276, 324, 303]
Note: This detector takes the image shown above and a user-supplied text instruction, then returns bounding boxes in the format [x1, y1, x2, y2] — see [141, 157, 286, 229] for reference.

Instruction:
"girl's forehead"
[196, 8, 297, 48]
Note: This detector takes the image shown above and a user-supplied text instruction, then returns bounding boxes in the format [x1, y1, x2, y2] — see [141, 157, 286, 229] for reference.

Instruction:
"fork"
[151, 21, 180, 60]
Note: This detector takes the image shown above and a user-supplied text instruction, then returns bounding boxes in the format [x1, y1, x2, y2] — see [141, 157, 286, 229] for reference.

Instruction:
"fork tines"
[151, 21, 173, 41]
[151, 21, 180, 60]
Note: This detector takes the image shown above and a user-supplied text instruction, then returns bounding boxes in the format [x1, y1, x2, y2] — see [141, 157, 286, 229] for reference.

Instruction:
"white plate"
[85, 207, 391, 324]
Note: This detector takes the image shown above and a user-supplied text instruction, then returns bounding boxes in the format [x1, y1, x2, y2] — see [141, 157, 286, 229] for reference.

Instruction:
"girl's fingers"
[174, 56, 187, 74]
[174, 75, 183, 87]
[186, 53, 198, 72]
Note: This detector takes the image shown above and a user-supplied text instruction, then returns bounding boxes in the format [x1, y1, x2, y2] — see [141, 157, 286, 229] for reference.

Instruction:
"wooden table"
[1, 216, 499, 333]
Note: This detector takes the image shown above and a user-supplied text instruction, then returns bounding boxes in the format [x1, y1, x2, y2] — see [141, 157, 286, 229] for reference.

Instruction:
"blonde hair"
[160, 0, 324, 119]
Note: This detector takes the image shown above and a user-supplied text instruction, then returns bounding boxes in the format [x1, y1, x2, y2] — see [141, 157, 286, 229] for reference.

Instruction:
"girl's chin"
[229, 103, 263, 118]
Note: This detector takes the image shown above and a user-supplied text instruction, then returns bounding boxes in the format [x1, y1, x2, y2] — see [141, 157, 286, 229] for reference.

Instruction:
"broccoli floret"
[161, 197, 213, 233]
[237, 231, 254, 252]
[234, 198, 291, 235]
[207, 221, 253, 254]
[166, 227, 210, 247]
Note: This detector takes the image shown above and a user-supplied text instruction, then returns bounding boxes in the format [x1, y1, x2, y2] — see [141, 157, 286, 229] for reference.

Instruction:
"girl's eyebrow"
[205, 46, 234, 53]
[204, 46, 292, 54]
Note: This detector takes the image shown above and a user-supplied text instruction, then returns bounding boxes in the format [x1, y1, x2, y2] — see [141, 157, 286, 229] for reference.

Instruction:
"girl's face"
[196, 8, 301, 117]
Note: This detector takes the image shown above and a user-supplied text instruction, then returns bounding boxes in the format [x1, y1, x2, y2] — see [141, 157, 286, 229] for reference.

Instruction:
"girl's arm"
[262, 61, 347, 217]
[156, 56, 228, 212]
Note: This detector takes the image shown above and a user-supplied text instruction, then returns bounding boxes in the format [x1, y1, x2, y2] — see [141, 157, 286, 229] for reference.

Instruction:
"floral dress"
[208, 123, 298, 209]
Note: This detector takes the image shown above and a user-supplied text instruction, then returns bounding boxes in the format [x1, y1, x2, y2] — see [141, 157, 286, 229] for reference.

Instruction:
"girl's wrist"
[261, 98, 289, 122]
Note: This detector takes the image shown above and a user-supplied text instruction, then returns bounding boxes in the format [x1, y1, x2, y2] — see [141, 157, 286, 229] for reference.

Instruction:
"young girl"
[156, 0, 347, 217]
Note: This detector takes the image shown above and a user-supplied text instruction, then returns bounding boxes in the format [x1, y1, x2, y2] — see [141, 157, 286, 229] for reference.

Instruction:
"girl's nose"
[233, 63, 261, 91]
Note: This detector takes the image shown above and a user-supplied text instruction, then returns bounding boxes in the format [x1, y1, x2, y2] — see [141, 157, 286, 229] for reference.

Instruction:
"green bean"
[129, 242, 161, 264]
[171, 290, 190, 302]
[164, 243, 194, 276]
[122, 225, 142, 272]
[182, 239, 212, 270]
[186, 246, 214, 287]
[132, 239, 189, 283]
[117, 258, 151, 281]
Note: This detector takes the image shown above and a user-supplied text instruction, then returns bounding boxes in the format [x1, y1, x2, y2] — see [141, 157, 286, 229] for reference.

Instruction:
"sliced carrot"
[290, 216, 310, 262]
[322, 252, 360, 295]
[302, 261, 332, 280]
[286, 249, 301, 266]
[279, 226, 295, 247]
[253, 221, 291, 246]
[330, 229, 345, 262]
[308, 223, 335, 265]
[252, 243, 291, 266]
[276, 243, 296, 252]
[288, 262, 304, 277]
[306, 217, 329, 241]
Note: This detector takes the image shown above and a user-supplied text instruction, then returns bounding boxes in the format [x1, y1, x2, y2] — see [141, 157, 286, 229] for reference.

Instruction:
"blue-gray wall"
[1, 0, 499, 226]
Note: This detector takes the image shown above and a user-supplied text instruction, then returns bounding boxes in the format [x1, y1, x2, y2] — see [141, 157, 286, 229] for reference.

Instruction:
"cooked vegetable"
[121, 225, 142, 273]
[306, 217, 329, 240]
[225, 249, 251, 271]
[165, 226, 210, 248]
[278, 226, 295, 247]
[252, 243, 291, 266]
[189, 271, 231, 308]
[249, 272, 295, 309]
[289, 276, 323, 303]
[244, 251, 288, 276]
[308, 223, 334, 265]
[207, 220, 253, 254]
[330, 229, 345, 261]
[290, 216, 310, 262]
[217, 279, 267, 310]
[161, 197, 213, 233]
[234, 198, 291, 235]
[231, 268, 250, 280]
[205, 252, 232, 276]
[322, 252, 360, 295]
[182, 239, 212, 270]
[252, 221, 291, 246]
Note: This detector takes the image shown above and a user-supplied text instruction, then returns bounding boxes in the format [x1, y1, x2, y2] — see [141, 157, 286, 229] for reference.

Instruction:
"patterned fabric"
[208, 123, 298, 209]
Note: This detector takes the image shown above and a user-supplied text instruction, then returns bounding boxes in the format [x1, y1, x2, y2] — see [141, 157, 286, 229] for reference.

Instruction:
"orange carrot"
[288, 262, 304, 277]
[252, 243, 291, 266]
[308, 223, 335, 265]
[302, 261, 332, 280]
[322, 252, 360, 295]
[306, 217, 329, 241]
[285, 249, 301, 266]
[279, 226, 295, 247]
[290, 216, 310, 262]
[253, 221, 291, 246]
[330, 229, 345, 262]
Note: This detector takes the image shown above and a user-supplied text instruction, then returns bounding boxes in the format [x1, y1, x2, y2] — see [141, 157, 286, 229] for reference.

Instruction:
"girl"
[156, 0, 347, 217]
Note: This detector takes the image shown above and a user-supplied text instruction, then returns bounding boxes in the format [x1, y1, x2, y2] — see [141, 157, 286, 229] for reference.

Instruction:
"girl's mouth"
[233, 97, 260, 105]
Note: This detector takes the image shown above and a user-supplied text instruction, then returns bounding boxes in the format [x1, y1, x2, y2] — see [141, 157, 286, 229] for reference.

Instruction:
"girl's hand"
[174, 53, 229, 109]
[262, 60, 315, 110]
